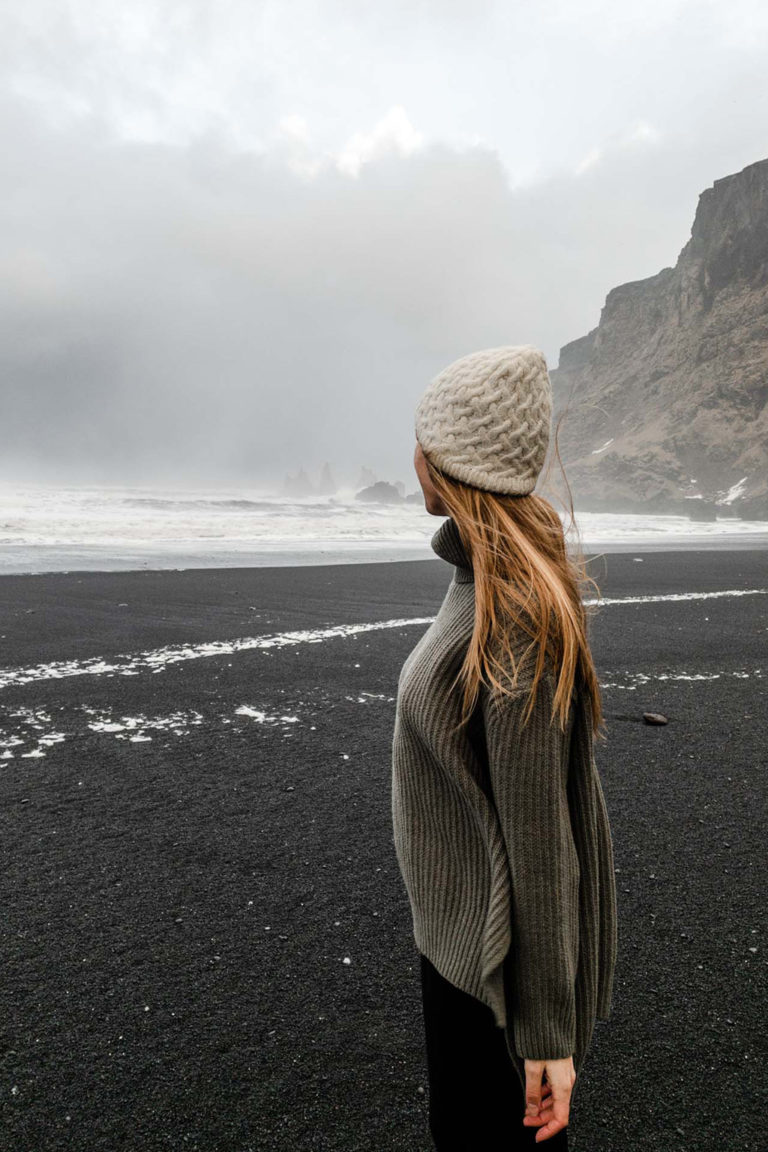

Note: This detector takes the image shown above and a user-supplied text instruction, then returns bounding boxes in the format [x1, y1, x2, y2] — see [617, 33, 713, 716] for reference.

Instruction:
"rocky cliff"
[549, 157, 768, 519]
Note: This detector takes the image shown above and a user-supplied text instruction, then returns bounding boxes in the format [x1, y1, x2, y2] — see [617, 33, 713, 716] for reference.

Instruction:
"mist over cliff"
[549, 157, 768, 519]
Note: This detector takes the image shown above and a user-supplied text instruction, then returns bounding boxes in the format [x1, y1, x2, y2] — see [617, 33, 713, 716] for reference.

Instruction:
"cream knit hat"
[414, 344, 552, 495]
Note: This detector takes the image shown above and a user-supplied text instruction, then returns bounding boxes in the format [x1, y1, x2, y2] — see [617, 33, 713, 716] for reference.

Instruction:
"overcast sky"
[1, 0, 767, 490]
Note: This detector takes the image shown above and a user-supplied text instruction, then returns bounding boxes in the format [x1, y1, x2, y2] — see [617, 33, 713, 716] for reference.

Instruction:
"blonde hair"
[422, 416, 605, 740]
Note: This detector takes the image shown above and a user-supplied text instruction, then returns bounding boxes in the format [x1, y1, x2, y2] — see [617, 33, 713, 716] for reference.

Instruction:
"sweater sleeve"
[479, 670, 580, 1061]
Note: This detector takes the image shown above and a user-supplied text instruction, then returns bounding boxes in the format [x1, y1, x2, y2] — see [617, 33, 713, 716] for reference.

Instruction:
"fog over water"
[1, 482, 767, 574]
[1, 1, 767, 492]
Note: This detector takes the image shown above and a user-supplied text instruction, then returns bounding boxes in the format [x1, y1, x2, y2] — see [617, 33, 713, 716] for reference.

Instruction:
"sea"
[1, 482, 767, 574]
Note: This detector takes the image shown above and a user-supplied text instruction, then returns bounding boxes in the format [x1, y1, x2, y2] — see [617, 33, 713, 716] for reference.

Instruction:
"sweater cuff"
[512, 1006, 576, 1062]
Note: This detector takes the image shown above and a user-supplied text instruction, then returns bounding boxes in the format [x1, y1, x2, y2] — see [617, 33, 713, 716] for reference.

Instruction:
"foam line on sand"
[1, 587, 767, 691]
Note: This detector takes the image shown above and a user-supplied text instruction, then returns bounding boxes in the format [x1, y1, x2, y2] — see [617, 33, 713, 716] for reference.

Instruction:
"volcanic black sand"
[1, 548, 767, 1152]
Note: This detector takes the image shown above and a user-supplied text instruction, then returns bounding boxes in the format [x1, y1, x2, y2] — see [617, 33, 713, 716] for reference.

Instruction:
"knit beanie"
[414, 344, 552, 495]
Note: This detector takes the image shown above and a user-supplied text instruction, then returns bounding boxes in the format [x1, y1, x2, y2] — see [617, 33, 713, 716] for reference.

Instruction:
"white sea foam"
[235, 705, 299, 724]
[1, 588, 767, 692]
[0, 617, 435, 689]
[85, 709, 204, 737]
[0, 482, 766, 573]
[0, 657, 761, 759]
[0, 701, 305, 758]
[600, 669, 763, 689]
[585, 588, 768, 606]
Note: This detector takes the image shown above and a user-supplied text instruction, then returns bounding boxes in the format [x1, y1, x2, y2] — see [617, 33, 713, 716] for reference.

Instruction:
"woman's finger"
[535, 1119, 567, 1142]
[522, 1087, 555, 1127]
[533, 1078, 571, 1142]
[524, 1060, 545, 1118]
[523, 1107, 555, 1128]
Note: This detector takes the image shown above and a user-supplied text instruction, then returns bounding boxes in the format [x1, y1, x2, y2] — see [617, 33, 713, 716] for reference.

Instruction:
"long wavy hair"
[422, 415, 605, 741]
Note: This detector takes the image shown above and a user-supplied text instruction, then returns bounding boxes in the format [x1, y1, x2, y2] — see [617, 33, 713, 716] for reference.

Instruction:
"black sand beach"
[1, 549, 767, 1151]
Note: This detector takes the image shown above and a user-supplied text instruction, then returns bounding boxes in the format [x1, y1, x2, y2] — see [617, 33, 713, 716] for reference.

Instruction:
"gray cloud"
[1, 2, 767, 488]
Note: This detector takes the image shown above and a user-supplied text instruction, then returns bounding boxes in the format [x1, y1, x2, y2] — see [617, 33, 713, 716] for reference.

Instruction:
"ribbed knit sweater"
[391, 516, 618, 1091]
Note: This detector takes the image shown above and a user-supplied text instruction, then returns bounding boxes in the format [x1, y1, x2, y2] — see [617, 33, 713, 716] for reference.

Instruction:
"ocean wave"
[118, 496, 344, 512]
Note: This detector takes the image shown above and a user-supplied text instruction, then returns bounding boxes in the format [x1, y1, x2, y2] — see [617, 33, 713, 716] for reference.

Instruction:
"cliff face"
[549, 157, 768, 519]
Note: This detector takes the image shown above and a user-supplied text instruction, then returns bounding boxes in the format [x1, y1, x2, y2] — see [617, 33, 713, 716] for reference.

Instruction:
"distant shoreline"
[3, 481, 768, 575]
[3, 532, 768, 575]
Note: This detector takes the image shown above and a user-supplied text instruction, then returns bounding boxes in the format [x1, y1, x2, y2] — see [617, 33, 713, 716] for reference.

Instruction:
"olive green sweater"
[391, 516, 618, 1090]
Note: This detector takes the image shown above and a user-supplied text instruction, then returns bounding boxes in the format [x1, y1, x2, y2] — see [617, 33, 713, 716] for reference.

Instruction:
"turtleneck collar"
[430, 517, 474, 582]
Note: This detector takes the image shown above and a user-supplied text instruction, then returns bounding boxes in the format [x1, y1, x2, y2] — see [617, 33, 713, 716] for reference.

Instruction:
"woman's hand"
[522, 1056, 576, 1143]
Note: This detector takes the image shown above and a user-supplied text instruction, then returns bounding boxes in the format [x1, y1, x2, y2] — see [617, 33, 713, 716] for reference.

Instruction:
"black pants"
[419, 953, 569, 1151]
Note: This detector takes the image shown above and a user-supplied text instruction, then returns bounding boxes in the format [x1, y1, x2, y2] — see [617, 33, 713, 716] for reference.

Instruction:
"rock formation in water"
[282, 467, 315, 498]
[355, 481, 404, 504]
[315, 462, 338, 496]
[549, 157, 768, 519]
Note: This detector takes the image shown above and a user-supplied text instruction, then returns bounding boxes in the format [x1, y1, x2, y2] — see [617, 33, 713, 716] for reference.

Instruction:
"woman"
[391, 345, 618, 1149]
